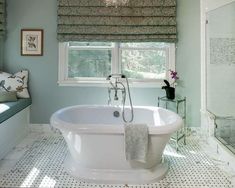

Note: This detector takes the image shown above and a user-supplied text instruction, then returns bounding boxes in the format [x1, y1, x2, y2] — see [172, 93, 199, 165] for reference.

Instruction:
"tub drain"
[113, 111, 120, 118]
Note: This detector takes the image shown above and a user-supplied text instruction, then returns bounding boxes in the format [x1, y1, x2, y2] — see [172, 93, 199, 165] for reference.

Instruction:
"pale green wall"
[3, 0, 201, 127]
[176, 0, 201, 127]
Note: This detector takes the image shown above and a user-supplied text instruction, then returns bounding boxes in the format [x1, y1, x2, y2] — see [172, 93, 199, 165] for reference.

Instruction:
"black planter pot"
[165, 87, 175, 100]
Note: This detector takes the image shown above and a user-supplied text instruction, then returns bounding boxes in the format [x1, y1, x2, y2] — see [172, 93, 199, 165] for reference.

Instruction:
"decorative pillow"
[0, 91, 18, 102]
[0, 70, 30, 98]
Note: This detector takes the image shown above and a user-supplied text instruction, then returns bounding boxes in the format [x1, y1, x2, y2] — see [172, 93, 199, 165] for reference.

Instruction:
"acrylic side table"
[158, 96, 186, 150]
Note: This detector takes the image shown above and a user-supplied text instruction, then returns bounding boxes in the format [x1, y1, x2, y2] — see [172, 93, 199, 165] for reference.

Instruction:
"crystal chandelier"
[104, 0, 129, 6]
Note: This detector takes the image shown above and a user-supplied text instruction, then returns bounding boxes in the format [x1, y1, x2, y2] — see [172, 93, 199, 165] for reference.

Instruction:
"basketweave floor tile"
[0, 134, 233, 188]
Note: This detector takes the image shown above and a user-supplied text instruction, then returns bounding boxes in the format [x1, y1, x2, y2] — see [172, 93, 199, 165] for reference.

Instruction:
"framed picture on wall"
[21, 29, 44, 56]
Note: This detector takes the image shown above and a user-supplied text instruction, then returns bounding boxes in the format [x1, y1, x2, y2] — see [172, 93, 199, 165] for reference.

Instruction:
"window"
[58, 42, 175, 87]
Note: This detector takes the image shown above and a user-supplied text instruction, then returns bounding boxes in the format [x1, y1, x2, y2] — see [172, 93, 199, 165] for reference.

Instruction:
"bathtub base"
[64, 154, 168, 184]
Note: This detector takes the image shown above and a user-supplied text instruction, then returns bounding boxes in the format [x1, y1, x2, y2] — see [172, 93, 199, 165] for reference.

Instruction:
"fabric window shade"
[57, 0, 177, 42]
[0, 0, 5, 37]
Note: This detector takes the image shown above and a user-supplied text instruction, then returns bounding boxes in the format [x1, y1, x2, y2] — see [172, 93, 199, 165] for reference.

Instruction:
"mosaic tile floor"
[0, 133, 234, 188]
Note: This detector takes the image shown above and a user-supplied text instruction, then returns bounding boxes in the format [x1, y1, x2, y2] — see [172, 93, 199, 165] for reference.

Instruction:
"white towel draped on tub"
[124, 124, 149, 163]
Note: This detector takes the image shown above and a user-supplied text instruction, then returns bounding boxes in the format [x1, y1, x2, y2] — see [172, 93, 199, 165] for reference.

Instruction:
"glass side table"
[158, 96, 186, 150]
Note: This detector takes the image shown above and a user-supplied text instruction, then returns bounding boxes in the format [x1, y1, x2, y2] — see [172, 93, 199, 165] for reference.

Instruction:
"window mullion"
[112, 42, 119, 74]
[58, 42, 69, 81]
[168, 43, 176, 72]
[65, 43, 69, 80]
[118, 43, 121, 74]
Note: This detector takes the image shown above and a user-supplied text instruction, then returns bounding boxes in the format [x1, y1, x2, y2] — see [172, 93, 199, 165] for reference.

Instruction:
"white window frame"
[58, 42, 176, 88]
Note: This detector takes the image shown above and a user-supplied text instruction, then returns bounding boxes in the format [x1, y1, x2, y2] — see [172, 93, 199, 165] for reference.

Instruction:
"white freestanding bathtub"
[50, 105, 182, 184]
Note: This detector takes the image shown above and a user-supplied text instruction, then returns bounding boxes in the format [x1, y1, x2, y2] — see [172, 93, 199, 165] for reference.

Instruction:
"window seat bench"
[0, 98, 32, 160]
[0, 98, 32, 123]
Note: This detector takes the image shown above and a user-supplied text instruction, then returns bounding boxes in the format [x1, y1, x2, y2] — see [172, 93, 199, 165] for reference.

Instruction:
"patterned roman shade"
[0, 0, 5, 36]
[57, 0, 177, 42]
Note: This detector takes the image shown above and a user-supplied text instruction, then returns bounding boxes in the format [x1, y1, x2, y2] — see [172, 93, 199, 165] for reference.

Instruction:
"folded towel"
[124, 124, 149, 163]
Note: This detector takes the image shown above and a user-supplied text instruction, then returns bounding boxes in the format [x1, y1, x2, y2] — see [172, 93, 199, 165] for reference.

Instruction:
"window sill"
[58, 80, 164, 88]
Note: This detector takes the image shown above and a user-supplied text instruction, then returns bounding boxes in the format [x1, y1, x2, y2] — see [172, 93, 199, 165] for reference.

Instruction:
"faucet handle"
[106, 74, 126, 80]
[106, 75, 112, 80]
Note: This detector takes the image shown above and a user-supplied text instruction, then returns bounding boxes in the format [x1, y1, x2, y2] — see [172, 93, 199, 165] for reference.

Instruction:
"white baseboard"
[29, 124, 60, 135]
[185, 126, 201, 137]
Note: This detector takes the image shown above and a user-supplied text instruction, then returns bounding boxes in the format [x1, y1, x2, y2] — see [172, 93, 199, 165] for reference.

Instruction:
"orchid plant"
[169, 69, 179, 86]
[162, 69, 179, 89]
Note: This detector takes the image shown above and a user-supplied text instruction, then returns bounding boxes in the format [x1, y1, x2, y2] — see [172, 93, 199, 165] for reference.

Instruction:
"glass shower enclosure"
[206, 2, 235, 154]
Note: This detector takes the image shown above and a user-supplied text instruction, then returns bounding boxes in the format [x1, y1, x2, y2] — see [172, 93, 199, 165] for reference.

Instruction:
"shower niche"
[206, 1, 235, 154]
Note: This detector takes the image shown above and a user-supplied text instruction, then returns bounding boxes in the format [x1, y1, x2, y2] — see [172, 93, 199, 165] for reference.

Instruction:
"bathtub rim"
[50, 105, 183, 135]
